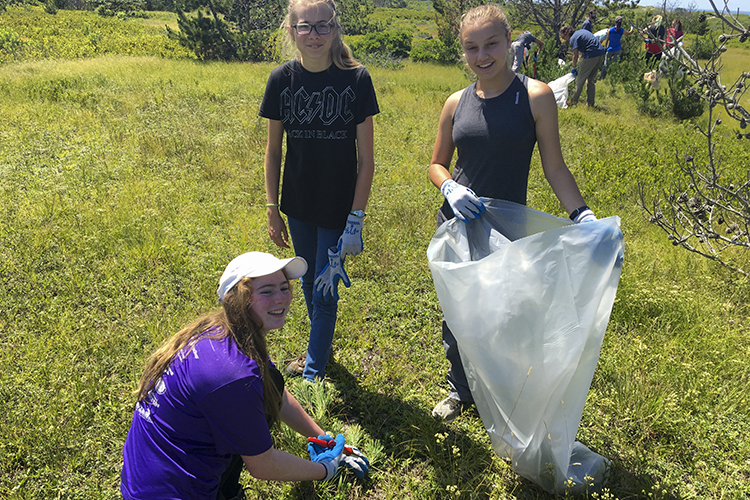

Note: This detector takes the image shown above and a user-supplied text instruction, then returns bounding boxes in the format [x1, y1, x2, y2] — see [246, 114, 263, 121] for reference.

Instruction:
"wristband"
[266, 203, 279, 207]
[349, 210, 366, 218]
[569, 205, 590, 221]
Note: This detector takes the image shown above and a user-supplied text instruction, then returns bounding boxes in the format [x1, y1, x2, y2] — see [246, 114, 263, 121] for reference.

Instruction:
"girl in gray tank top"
[428, 4, 598, 421]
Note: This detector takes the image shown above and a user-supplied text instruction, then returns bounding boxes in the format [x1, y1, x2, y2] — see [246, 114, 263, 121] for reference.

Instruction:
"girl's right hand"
[267, 208, 290, 248]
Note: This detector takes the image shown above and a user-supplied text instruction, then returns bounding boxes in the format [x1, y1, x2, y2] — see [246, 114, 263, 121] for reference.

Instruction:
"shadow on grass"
[324, 359, 501, 497]
[326, 359, 672, 499]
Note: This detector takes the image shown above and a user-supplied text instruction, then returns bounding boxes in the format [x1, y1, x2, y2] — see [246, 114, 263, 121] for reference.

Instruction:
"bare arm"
[240, 388, 328, 481]
[428, 90, 462, 190]
[279, 388, 325, 438]
[571, 48, 580, 68]
[351, 116, 375, 212]
[264, 119, 290, 248]
[527, 79, 587, 215]
[242, 447, 326, 481]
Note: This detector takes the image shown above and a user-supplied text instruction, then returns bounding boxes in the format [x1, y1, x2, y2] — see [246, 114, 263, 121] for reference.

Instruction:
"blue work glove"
[342, 445, 370, 479]
[314, 247, 351, 301]
[441, 179, 485, 223]
[308, 434, 346, 481]
[571, 67, 578, 77]
[573, 208, 597, 223]
[337, 213, 364, 258]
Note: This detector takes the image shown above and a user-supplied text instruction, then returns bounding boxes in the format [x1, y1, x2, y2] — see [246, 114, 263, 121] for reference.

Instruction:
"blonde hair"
[459, 4, 511, 43]
[135, 277, 285, 428]
[282, 0, 360, 69]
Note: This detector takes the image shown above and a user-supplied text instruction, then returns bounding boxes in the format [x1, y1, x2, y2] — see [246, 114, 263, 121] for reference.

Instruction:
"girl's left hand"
[338, 213, 364, 257]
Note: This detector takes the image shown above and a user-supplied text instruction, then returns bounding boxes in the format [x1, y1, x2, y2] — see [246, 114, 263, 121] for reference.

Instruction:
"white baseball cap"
[217, 252, 307, 302]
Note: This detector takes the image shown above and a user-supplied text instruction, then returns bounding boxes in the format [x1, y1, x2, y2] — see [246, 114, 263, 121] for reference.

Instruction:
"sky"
[637, 0, 750, 13]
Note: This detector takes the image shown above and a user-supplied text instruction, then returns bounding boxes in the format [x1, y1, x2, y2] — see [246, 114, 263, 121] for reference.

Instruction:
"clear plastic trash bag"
[594, 28, 609, 41]
[427, 199, 624, 494]
[548, 72, 575, 109]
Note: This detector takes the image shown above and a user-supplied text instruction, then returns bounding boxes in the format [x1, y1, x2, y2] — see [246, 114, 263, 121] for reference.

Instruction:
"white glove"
[342, 445, 369, 478]
[337, 213, 364, 258]
[441, 179, 485, 223]
[571, 206, 597, 223]
[314, 247, 351, 301]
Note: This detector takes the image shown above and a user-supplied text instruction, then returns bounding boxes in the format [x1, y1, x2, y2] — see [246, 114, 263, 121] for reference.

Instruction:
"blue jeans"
[601, 49, 620, 79]
[442, 320, 473, 403]
[287, 216, 342, 382]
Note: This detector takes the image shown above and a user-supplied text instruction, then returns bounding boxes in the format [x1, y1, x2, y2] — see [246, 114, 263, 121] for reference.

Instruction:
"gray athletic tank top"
[439, 74, 537, 222]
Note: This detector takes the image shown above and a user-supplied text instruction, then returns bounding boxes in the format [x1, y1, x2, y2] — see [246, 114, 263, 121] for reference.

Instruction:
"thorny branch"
[637, 0, 750, 276]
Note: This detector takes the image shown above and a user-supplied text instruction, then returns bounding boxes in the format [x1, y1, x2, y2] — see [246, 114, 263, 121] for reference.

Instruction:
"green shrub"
[410, 37, 458, 64]
[519, 35, 568, 83]
[688, 34, 714, 60]
[0, 5, 193, 62]
[0, 27, 22, 54]
[44, 0, 58, 14]
[666, 65, 706, 120]
[91, 0, 146, 16]
[349, 29, 412, 59]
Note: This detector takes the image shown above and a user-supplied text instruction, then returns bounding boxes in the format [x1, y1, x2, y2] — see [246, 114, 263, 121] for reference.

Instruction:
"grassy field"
[1, 7, 750, 500]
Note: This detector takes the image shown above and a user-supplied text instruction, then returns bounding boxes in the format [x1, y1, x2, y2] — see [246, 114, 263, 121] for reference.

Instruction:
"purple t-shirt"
[121, 330, 273, 500]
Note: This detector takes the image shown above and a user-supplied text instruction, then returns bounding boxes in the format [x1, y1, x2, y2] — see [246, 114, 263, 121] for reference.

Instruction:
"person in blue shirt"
[601, 16, 634, 79]
[560, 25, 606, 107]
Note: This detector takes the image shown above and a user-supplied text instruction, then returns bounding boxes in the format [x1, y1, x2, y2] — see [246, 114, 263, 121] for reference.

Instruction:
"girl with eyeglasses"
[260, 0, 379, 383]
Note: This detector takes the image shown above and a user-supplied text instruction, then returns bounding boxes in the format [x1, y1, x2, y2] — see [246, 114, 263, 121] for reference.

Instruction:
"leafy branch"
[638, 0, 750, 275]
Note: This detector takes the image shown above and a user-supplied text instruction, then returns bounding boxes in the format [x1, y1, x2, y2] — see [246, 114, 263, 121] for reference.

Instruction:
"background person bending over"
[559, 25, 605, 107]
[121, 252, 368, 500]
[428, 5, 596, 422]
[510, 31, 544, 73]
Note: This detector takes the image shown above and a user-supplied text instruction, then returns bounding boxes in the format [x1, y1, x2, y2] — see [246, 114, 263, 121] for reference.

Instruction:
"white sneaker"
[432, 397, 470, 422]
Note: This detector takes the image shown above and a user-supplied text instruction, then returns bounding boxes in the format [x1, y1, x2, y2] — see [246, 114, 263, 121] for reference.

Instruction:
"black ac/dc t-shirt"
[259, 60, 379, 230]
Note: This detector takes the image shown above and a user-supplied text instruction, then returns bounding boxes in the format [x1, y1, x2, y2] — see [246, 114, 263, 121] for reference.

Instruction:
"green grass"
[0, 5, 192, 62]
[1, 9, 750, 500]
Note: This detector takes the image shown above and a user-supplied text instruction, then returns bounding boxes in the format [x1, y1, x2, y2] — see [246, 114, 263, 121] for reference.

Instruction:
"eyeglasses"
[291, 23, 333, 35]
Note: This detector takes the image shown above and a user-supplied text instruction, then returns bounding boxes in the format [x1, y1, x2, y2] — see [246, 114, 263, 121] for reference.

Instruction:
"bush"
[518, 35, 568, 83]
[167, 9, 236, 60]
[688, 34, 714, 60]
[90, 0, 145, 16]
[410, 37, 458, 64]
[0, 5, 193, 62]
[349, 29, 412, 59]
[665, 65, 705, 120]
[0, 28, 22, 55]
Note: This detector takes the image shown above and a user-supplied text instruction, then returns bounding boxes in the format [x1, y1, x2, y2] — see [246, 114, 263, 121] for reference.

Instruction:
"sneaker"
[285, 355, 306, 377]
[432, 397, 471, 422]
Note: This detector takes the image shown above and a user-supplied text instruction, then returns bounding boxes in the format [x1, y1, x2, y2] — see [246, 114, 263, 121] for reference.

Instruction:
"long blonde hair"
[282, 0, 360, 69]
[135, 277, 284, 428]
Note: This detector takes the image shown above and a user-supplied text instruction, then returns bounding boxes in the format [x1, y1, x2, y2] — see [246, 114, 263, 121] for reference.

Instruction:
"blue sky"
[638, 0, 749, 13]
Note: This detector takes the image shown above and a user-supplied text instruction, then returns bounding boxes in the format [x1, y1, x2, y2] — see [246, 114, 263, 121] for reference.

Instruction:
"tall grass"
[1, 39, 750, 500]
